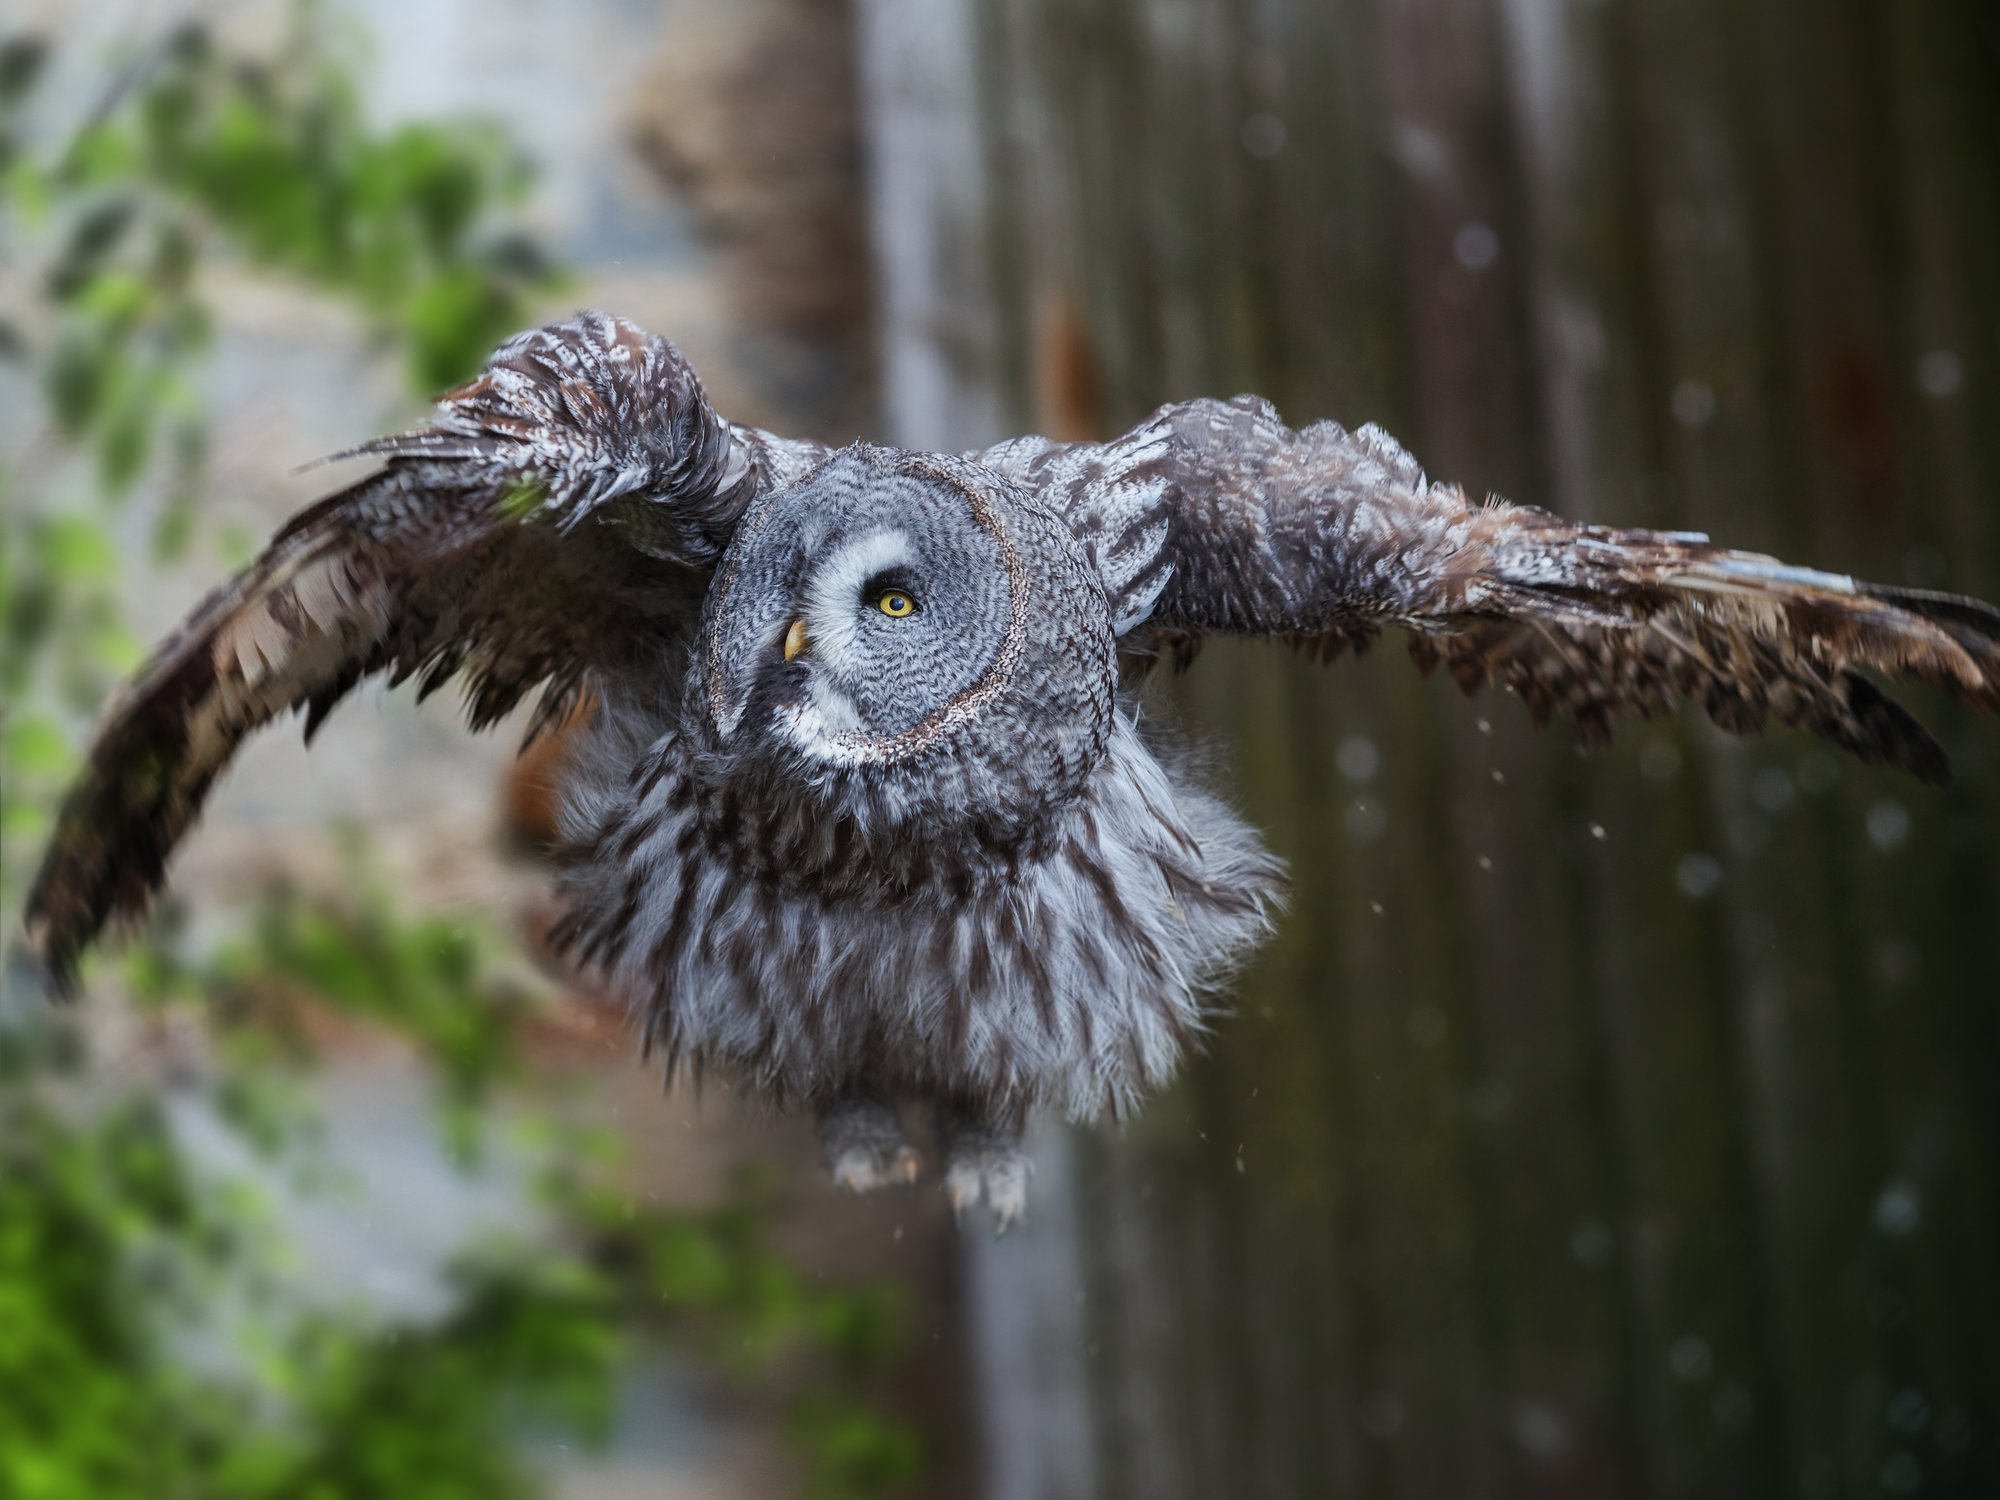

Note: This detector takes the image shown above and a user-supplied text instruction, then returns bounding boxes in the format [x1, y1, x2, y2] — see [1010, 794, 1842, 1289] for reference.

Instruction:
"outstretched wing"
[25, 311, 824, 991]
[999, 395, 2000, 780]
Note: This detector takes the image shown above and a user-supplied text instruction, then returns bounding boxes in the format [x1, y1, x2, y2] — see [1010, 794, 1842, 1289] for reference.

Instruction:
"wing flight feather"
[1042, 394, 2000, 780]
[24, 311, 820, 991]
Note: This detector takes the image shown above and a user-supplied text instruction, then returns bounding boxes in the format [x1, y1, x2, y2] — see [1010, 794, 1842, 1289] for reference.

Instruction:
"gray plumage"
[26, 312, 2000, 1226]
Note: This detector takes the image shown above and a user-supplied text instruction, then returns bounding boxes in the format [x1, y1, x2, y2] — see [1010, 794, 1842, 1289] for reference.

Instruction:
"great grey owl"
[26, 312, 2000, 1227]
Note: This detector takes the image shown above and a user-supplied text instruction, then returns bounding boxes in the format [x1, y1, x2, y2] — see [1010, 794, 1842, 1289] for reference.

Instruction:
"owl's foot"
[819, 1095, 921, 1193]
[943, 1145, 1030, 1233]
[936, 1104, 1030, 1234]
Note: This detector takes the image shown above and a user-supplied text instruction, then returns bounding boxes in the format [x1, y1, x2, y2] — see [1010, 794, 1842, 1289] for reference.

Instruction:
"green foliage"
[0, 10, 922, 1499]
[0, 2, 567, 901]
[28, 9, 557, 455]
[2, 958, 921, 1500]
[2, 873, 924, 1499]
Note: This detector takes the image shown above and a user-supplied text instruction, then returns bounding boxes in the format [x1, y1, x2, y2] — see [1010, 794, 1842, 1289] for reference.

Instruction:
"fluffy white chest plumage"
[556, 702, 1285, 1125]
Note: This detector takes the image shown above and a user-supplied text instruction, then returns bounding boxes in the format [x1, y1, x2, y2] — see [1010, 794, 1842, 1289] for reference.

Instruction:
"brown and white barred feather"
[999, 394, 2000, 780]
[24, 312, 823, 992]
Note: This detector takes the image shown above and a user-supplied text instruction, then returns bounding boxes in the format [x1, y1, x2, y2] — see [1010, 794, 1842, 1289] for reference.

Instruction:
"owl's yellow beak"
[782, 618, 810, 662]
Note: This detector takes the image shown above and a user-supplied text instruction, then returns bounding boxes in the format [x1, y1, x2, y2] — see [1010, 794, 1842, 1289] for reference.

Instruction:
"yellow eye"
[877, 590, 917, 618]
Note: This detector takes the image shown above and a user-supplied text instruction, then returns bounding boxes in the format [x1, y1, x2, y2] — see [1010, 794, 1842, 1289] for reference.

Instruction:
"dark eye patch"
[858, 569, 918, 604]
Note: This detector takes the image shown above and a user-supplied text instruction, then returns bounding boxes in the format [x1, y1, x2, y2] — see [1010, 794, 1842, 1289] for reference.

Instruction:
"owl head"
[692, 445, 1116, 851]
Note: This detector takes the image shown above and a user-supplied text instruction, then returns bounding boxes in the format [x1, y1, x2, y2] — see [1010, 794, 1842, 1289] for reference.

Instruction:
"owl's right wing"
[985, 396, 2000, 782]
[25, 311, 825, 992]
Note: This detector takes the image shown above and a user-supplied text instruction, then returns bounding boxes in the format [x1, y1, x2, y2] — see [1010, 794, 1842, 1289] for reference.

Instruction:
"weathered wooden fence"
[859, 0, 2000, 1495]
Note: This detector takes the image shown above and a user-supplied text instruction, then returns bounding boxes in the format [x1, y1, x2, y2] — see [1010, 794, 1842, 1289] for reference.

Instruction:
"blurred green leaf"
[47, 198, 137, 298]
[4, 158, 53, 226]
[4, 711, 73, 777]
[65, 121, 139, 184]
[35, 515, 119, 583]
[45, 331, 108, 433]
[74, 266, 151, 323]
[87, 622, 145, 674]
[1, 797, 51, 848]
[96, 373, 156, 491]
[0, 35, 49, 106]
[405, 265, 516, 391]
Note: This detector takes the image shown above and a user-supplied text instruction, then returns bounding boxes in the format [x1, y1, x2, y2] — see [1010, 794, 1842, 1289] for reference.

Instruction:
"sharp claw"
[943, 1164, 983, 1222]
[821, 1099, 920, 1194]
[986, 1173, 1027, 1235]
[942, 1146, 1031, 1232]
[830, 1146, 921, 1194]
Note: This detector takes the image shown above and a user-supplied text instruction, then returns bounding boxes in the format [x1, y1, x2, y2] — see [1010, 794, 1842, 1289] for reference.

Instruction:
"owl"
[25, 313, 2000, 1227]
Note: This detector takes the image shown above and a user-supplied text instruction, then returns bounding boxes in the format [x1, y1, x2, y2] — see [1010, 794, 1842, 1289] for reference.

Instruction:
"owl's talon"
[829, 1142, 922, 1193]
[982, 1154, 1028, 1235]
[938, 1113, 1028, 1232]
[940, 1152, 1028, 1231]
[820, 1095, 918, 1194]
[943, 1159, 985, 1221]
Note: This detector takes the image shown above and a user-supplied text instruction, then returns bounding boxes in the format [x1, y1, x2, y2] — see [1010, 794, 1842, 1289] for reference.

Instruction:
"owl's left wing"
[989, 396, 2000, 782]
[23, 312, 827, 992]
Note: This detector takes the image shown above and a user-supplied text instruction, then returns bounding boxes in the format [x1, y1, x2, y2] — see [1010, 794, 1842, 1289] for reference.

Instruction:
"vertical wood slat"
[855, 0, 1009, 451]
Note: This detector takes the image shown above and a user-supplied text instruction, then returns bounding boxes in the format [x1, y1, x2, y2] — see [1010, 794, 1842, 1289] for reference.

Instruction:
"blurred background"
[2, 1, 1997, 1498]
